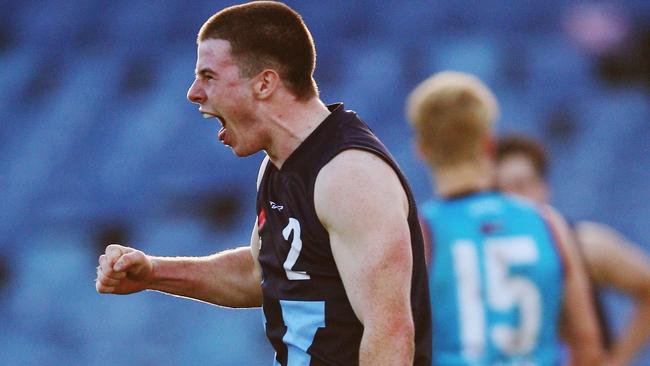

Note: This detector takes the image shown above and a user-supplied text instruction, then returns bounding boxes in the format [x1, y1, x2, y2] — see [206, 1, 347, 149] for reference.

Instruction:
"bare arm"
[95, 227, 262, 308]
[95, 158, 268, 308]
[315, 149, 415, 366]
[542, 207, 603, 366]
[152, 225, 263, 307]
[576, 221, 650, 366]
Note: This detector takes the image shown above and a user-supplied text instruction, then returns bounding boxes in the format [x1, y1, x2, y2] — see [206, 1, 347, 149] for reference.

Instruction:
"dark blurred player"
[406, 71, 602, 365]
[497, 135, 650, 366]
[95, 2, 432, 365]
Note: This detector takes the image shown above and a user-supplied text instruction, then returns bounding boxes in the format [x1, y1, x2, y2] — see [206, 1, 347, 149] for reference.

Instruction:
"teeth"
[202, 113, 215, 119]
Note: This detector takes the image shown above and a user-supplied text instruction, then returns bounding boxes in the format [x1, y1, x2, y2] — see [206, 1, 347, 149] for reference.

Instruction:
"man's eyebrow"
[195, 68, 216, 77]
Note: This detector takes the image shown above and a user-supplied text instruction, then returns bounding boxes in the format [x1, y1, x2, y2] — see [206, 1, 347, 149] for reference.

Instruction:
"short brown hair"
[496, 135, 548, 177]
[198, 1, 318, 100]
[406, 71, 499, 168]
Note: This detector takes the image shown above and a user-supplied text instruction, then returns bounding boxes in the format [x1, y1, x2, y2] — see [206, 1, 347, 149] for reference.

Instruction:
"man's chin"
[230, 145, 260, 158]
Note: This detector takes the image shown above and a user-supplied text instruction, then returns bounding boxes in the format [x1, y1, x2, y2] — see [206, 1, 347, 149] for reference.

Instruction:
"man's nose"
[187, 79, 205, 104]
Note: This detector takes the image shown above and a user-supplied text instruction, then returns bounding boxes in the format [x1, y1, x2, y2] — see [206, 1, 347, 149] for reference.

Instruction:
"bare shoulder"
[537, 203, 569, 233]
[317, 149, 396, 181]
[314, 149, 408, 229]
[574, 220, 622, 247]
[574, 220, 642, 266]
[536, 204, 581, 272]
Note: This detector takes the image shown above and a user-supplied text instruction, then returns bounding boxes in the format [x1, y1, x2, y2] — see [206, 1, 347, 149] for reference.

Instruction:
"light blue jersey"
[421, 191, 564, 366]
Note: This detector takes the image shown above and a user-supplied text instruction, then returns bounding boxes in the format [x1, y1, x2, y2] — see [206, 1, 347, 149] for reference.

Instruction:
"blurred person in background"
[94, 2, 432, 365]
[406, 71, 602, 366]
[497, 135, 650, 366]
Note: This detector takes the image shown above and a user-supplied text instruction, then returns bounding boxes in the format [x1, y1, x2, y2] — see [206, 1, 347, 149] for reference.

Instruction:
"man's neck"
[264, 97, 331, 169]
[434, 159, 494, 198]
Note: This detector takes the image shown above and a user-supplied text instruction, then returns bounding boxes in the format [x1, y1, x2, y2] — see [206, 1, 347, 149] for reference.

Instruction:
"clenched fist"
[96, 244, 154, 294]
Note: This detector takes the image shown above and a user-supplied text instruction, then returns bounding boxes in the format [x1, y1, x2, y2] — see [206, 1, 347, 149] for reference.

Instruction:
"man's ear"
[254, 69, 280, 99]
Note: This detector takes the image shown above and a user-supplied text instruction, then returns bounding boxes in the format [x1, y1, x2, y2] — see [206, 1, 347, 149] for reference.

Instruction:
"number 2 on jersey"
[452, 236, 541, 358]
[282, 218, 310, 280]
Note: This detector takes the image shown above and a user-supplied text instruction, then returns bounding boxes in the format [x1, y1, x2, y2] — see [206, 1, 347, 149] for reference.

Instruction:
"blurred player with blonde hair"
[497, 135, 650, 365]
[407, 71, 602, 365]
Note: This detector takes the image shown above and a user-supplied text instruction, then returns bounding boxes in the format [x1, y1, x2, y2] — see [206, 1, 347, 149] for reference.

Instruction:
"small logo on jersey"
[270, 201, 284, 211]
[258, 208, 267, 231]
[481, 221, 502, 234]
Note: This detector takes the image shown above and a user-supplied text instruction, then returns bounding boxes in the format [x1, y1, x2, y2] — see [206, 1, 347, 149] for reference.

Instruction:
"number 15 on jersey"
[452, 236, 541, 358]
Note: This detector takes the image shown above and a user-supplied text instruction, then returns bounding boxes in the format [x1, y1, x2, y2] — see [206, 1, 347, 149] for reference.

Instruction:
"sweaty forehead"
[196, 39, 237, 69]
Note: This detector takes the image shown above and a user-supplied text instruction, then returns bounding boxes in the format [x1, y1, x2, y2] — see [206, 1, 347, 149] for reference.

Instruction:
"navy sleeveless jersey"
[256, 103, 432, 365]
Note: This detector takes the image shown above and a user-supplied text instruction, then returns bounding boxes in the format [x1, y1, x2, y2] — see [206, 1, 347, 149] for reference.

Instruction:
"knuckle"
[106, 245, 123, 258]
[100, 273, 117, 283]
[101, 277, 118, 287]
[100, 264, 112, 276]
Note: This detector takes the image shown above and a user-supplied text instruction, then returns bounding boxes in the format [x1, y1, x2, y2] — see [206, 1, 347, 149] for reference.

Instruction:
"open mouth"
[201, 111, 224, 124]
[201, 111, 227, 128]
[200, 111, 229, 144]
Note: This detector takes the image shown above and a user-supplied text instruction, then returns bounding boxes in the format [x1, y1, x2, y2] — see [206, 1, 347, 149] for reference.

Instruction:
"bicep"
[540, 206, 586, 292]
[315, 150, 413, 324]
[328, 216, 413, 324]
[543, 208, 599, 342]
[559, 238, 592, 322]
[555, 219, 589, 309]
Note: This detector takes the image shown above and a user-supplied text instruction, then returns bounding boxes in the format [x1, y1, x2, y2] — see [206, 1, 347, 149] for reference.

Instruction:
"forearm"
[564, 308, 603, 366]
[563, 279, 604, 365]
[358, 319, 414, 366]
[148, 247, 262, 308]
[609, 297, 650, 365]
[564, 298, 604, 366]
[568, 342, 603, 366]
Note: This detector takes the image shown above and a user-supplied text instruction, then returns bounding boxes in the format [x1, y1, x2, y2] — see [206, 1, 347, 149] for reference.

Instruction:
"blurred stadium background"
[1, 0, 649, 364]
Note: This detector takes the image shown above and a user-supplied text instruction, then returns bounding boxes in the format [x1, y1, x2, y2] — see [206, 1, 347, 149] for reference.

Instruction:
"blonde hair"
[406, 71, 499, 168]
